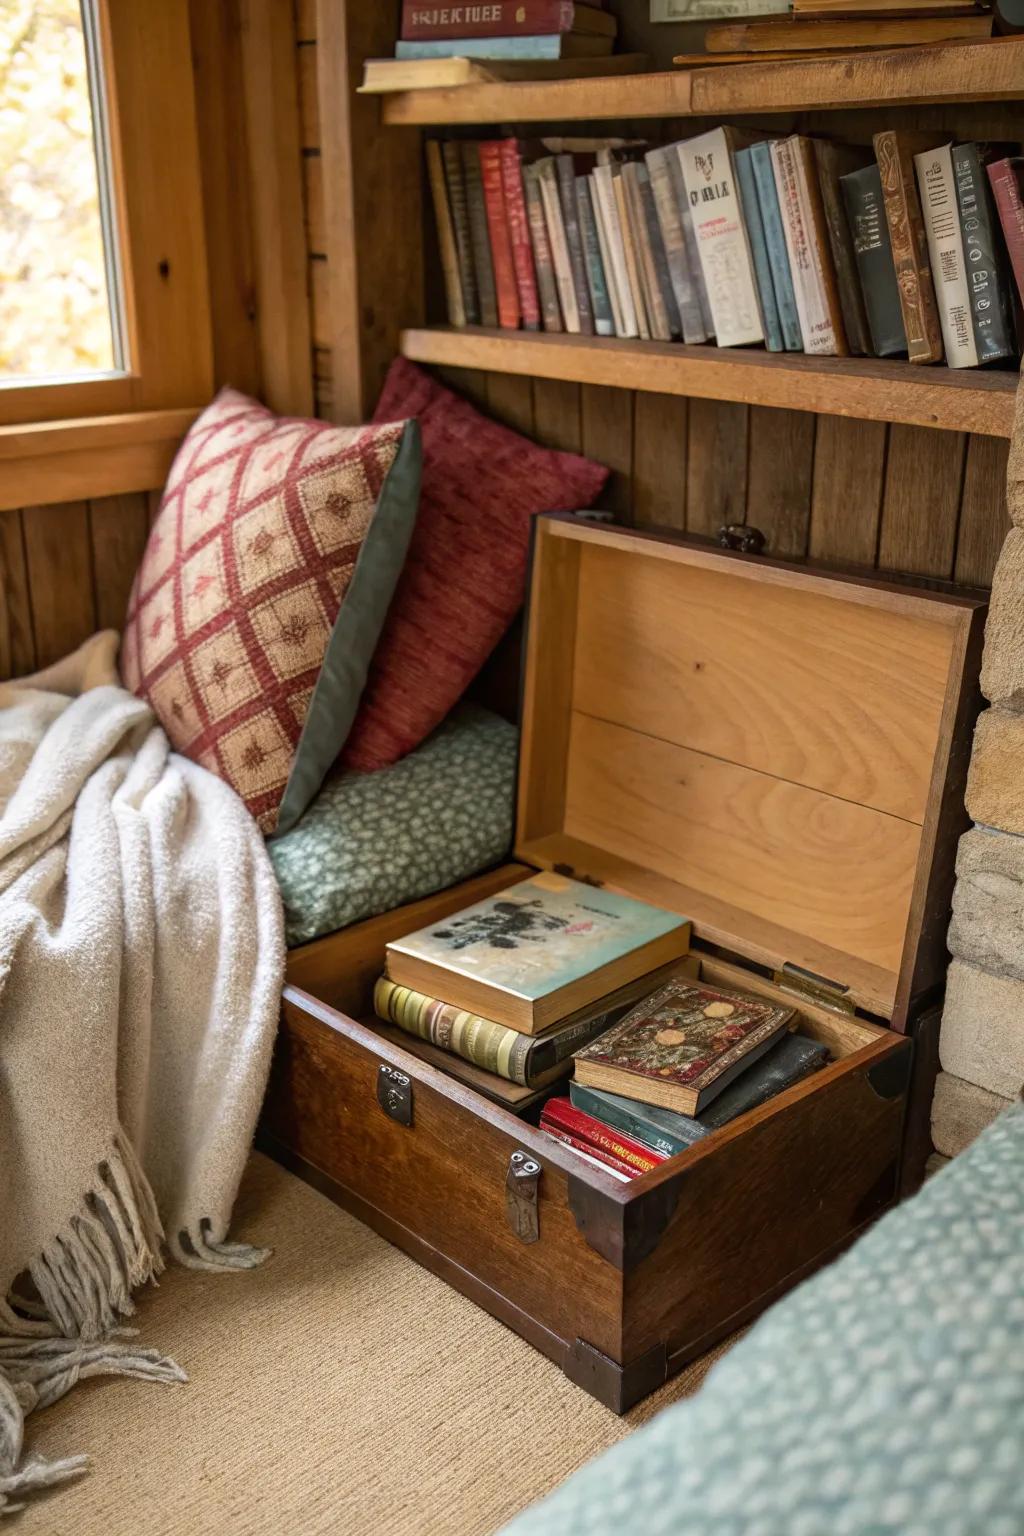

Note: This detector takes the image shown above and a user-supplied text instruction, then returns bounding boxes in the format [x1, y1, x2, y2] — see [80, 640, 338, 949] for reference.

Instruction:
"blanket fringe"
[170, 1223, 271, 1273]
[0, 1131, 185, 1517]
[20, 1130, 166, 1343]
[0, 1337, 185, 1517]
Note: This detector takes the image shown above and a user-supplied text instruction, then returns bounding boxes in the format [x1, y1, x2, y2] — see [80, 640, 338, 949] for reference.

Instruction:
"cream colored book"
[385, 871, 691, 1035]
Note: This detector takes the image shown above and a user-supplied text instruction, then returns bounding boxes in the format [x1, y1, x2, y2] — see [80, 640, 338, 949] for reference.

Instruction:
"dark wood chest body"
[262, 518, 985, 1411]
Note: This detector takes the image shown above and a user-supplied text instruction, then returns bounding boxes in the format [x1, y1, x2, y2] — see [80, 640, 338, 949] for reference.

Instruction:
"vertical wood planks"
[485, 374, 535, 435]
[0, 510, 35, 679]
[531, 380, 582, 453]
[88, 494, 151, 630]
[21, 504, 96, 670]
[314, 2, 423, 422]
[582, 385, 634, 517]
[809, 416, 887, 568]
[188, 0, 261, 396]
[955, 434, 1010, 588]
[746, 406, 814, 559]
[686, 399, 748, 536]
[877, 425, 966, 579]
[240, 0, 313, 416]
[633, 392, 688, 531]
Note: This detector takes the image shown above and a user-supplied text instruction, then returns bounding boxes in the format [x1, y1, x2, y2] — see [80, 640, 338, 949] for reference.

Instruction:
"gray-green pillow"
[269, 702, 517, 947]
[275, 418, 422, 835]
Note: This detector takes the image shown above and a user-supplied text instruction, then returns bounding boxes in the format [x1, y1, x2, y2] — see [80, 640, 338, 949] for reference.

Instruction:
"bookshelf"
[401, 328, 1018, 439]
[310, 14, 1018, 588]
[381, 38, 1024, 127]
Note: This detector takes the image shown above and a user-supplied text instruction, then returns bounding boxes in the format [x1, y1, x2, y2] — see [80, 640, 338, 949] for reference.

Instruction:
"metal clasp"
[377, 1064, 413, 1126]
[506, 1150, 541, 1244]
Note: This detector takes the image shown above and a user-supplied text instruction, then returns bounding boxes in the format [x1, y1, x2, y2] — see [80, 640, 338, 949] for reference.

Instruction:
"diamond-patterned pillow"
[122, 388, 420, 833]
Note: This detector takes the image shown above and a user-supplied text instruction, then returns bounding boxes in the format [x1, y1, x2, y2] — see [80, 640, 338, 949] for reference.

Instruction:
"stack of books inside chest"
[428, 126, 1024, 370]
[372, 873, 831, 1175]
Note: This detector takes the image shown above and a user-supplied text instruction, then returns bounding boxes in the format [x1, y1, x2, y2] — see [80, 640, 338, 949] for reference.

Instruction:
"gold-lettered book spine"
[374, 977, 533, 1085]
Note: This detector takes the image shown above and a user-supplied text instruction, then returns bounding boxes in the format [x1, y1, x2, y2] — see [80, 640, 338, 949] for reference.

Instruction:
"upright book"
[462, 142, 499, 327]
[987, 157, 1024, 308]
[734, 145, 783, 352]
[873, 130, 944, 364]
[677, 127, 764, 348]
[500, 138, 541, 331]
[840, 162, 907, 358]
[535, 156, 580, 331]
[573, 978, 793, 1115]
[385, 872, 691, 1035]
[813, 139, 873, 358]
[426, 141, 467, 328]
[523, 163, 563, 331]
[771, 134, 848, 356]
[478, 140, 521, 329]
[441, 141, 480, 325]
[749, 140, 802, 352]
[914, 144, 978, 368]
[954, 143, 1017, 366]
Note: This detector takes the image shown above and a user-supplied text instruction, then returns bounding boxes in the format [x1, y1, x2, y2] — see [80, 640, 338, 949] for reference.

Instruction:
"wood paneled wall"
[1, 494, 152, 679]
[426, 372, 1010, 586]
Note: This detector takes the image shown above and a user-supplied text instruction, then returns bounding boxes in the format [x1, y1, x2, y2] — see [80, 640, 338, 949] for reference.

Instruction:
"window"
[1, 0, 125, 384]
[0, 0, 211, 428]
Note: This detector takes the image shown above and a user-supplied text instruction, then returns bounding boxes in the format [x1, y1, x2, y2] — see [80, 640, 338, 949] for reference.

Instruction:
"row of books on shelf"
[427, 126, 1024, 370]
[370, 872, 830, 1180]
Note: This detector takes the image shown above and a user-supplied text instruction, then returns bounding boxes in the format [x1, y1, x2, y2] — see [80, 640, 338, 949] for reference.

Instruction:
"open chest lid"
[514, 516, 986, 1027]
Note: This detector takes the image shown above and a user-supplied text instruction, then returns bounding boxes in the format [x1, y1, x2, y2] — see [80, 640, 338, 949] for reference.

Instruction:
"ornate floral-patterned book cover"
[574, 979, 794, 1113]
[386, 872, 689, 1005]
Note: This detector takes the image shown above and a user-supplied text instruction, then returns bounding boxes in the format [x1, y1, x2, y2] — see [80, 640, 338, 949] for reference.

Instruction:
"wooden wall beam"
[239, 0, 313, 417]
[315, 0, 424, 423]
[0, 409, 198, 511]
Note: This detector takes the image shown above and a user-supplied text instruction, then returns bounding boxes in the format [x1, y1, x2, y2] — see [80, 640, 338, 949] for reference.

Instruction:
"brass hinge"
[772, 962, 855, 1016]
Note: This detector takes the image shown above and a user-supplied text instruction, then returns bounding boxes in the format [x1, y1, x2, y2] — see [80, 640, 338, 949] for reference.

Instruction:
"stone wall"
[933, 376, 1024, 1160]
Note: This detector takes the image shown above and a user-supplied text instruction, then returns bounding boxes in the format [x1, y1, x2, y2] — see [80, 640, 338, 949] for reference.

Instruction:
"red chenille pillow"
[342, 358, 608, 772]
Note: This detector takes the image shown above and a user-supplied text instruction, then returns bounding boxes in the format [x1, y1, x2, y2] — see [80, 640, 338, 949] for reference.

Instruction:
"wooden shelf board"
[400, 327, 1017, 438]
[381, 38, 1024, 124]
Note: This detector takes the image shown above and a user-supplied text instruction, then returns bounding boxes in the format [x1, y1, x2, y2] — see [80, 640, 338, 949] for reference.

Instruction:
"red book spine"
[499, 139, 541, 332]
[541, 1097, 664, 1175]
[401, 2, 575, 41]
[987, 159, 1024, 310]
[478, 140, 521, 330]
[540, 1119, 641, 1180]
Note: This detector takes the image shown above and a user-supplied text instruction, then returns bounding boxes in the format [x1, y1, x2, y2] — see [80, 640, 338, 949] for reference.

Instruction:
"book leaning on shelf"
[424, 125, 1023, 372]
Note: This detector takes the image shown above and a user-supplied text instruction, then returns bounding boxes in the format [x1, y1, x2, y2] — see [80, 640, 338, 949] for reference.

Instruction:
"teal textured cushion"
[501, 1104, 1024, 1536]
[268, 703, 517, 947]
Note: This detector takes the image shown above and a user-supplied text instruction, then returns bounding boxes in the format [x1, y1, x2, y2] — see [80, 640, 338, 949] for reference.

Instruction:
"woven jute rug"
[16, 1153, 730, 1536]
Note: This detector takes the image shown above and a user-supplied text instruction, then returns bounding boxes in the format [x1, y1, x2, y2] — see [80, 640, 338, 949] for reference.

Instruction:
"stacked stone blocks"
[933, 377, 1024, 1157]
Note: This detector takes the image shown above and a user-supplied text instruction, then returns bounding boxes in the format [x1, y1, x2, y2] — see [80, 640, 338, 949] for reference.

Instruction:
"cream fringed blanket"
[0, 635, 284, 1512]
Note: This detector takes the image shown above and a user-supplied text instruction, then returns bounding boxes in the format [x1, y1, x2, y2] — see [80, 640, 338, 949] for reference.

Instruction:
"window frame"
[0, 0, 213, 427]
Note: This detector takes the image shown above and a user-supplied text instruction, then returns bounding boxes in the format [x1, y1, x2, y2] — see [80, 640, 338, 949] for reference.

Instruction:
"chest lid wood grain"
[515, 516, 986, 1027]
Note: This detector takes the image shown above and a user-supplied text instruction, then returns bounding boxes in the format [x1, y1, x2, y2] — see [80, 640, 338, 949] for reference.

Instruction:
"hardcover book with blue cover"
[385, 871, 690, 1034]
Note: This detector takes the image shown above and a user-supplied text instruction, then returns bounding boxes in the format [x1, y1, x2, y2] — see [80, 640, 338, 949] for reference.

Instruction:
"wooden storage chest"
[262, 517, 985, 1411]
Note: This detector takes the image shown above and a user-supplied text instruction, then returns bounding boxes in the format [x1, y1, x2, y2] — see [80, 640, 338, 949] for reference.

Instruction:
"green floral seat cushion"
[501, 1103, 1024, 1536]
[268, 703, 517, 948]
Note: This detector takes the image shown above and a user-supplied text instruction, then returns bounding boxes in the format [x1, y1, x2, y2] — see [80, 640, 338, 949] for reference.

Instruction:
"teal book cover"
[749, 141, 803, 352]
[735, 147, 783, 353]
[387, 872, 689, 1005]
[395, 36, 565, 59]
